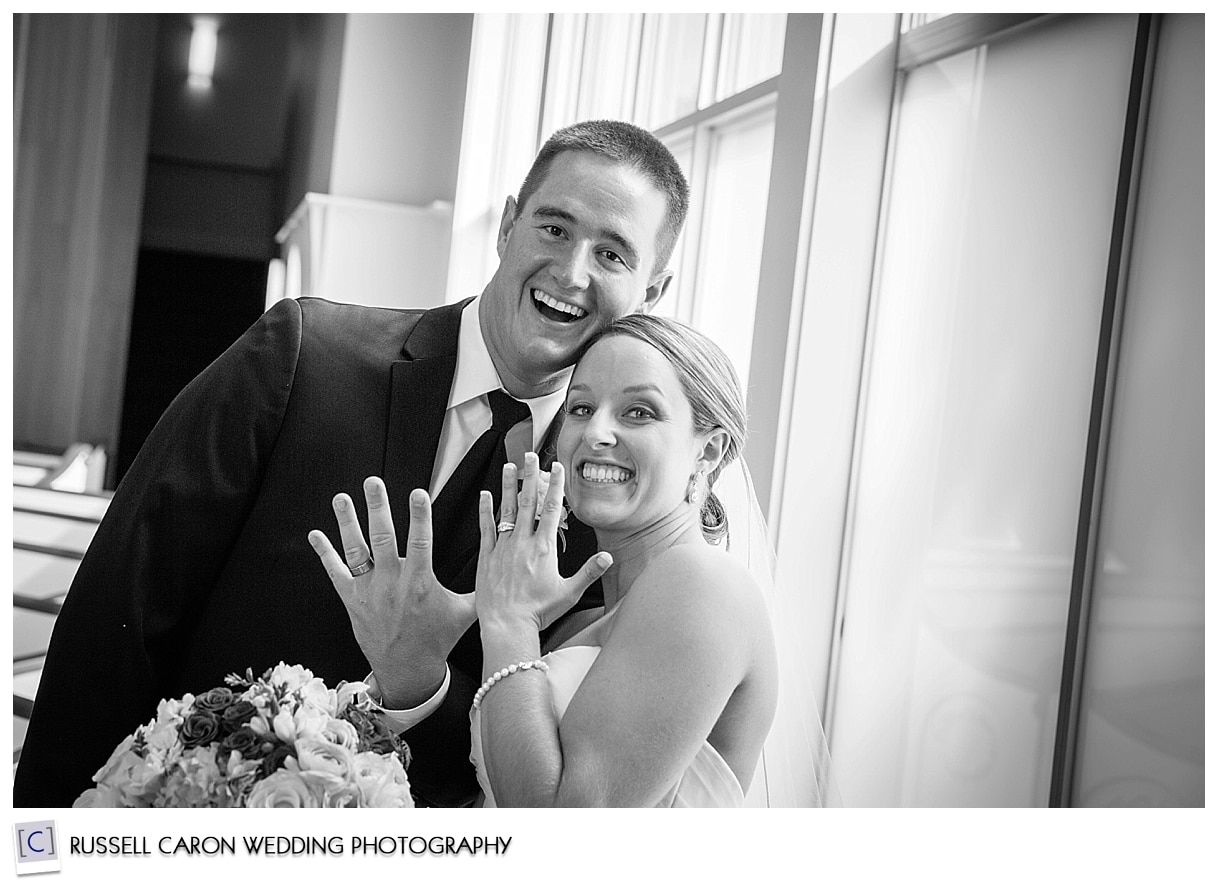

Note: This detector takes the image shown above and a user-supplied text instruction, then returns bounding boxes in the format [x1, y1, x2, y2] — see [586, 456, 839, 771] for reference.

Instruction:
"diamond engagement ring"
[496, 520, 516, 533]
[348, 558, 375, 577]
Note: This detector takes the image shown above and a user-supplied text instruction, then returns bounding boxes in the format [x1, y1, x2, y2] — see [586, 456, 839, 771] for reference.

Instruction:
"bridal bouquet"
[73, 663, 413, 808]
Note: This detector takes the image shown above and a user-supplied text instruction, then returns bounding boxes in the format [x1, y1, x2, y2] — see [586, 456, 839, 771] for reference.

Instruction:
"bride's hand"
[476, 454, 611, 633]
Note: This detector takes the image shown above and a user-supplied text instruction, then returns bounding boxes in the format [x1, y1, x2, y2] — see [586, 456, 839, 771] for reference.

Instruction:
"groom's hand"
[308, 477, 477, 708]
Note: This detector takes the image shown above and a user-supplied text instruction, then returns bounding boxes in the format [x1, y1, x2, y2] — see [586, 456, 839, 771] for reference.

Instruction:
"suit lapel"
[382, 299, 470, 518]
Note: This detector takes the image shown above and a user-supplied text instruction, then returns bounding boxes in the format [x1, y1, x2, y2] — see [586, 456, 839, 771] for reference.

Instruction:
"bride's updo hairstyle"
[586, 314, 746, 545]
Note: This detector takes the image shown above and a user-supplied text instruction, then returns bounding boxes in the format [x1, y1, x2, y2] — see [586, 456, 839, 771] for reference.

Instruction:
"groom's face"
[480, 150, 673, 391]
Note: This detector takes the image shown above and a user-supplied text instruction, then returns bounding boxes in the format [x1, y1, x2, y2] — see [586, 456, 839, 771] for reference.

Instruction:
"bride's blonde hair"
[586, 314, 746, 545]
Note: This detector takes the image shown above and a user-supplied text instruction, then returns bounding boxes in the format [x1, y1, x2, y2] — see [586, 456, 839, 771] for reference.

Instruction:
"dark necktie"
[476, 389, 532, 496]
[431, 389, 531, 572]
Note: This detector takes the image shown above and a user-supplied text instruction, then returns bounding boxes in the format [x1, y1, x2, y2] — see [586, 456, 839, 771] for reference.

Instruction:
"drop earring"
[687, 469, 705, 506]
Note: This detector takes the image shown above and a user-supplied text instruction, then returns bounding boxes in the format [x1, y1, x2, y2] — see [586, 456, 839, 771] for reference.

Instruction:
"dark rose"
[221, 700, 258, 733]
[221, 726, 264, 761]
[179, 710, 221, 748]
[195, 687, 236, 713]
[342, 704, 410, 770]
[343, 705, 393, 752]
[259, 744, 294, 778]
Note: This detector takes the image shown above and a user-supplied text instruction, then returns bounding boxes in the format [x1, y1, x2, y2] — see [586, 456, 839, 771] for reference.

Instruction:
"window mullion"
[652, 75, 778, 140]
[699, 13, 723, 109]
[744, 12, 826, 522]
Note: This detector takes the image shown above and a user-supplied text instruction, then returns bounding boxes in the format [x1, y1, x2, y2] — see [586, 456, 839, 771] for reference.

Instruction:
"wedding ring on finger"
[496, 520, 516, 533]
[348, 557, 375, 577]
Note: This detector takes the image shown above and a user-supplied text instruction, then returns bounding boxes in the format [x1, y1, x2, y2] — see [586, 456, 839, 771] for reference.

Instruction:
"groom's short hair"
[515, 119, 690, 272]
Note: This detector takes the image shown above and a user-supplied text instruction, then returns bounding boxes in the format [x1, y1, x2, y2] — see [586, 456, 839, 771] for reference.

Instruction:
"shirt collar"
[452, 296, 568, 446]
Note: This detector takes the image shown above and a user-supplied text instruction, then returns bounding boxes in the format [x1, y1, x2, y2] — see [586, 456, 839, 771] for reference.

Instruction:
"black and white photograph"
[7, 9, 1210, 878]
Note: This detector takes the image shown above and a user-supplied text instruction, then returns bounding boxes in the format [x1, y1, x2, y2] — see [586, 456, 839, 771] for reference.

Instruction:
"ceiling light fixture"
[188, 17, 218, 89]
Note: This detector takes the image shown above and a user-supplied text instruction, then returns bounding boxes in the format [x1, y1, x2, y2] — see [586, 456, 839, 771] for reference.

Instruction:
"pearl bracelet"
[471, 659, 549, 710]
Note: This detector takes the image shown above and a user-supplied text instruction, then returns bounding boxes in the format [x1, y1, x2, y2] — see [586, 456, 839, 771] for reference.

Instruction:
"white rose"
[306, 771, 363, 808]
[297, 677, 334, 715]
[351, 753, 413, 808]
[294, 738, 356, 780]
[245, 769, 322, 808]
[73, 786, 124, 807]
[363, 774, 414, 808]
[321, 717, 361, 750]
[291, 703, 328, 742]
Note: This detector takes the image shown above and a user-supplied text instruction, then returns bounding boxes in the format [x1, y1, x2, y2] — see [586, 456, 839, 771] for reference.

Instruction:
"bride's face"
[558, 335, 706, 535]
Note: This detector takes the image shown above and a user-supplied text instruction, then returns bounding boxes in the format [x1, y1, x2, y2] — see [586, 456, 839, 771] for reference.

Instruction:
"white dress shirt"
[371, 296, 568, 731]
[430, 296, 567, 494]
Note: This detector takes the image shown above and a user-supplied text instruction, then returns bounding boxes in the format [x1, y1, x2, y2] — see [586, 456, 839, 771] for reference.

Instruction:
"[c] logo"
[12, 820, 61, 876]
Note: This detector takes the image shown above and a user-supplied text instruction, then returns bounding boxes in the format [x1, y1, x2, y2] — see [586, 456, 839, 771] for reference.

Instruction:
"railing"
[14, 442, 107, 494]
[12, 446, 111, 765]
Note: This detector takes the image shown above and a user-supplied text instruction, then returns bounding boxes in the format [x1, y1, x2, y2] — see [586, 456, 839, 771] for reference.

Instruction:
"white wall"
[283, 14, 348, 219]
[329, 14, 473, 206]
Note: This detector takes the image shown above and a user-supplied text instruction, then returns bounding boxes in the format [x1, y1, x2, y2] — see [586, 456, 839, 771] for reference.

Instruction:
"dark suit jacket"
[13, 296, 599, 808]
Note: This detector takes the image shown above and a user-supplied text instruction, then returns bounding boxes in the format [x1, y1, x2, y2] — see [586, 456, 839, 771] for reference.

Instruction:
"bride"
[314, 315, 829, 806]
[470, 315, 775, 807]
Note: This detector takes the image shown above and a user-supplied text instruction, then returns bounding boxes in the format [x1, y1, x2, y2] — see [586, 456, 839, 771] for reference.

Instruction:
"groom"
[14, 120, 689, 808]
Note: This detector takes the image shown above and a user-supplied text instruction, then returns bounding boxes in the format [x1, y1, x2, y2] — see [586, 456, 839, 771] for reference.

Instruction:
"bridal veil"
[716, 458, 842, 808]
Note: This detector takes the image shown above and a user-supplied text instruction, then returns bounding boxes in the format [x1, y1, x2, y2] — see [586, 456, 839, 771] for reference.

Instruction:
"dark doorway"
[114, 248, 268, 486]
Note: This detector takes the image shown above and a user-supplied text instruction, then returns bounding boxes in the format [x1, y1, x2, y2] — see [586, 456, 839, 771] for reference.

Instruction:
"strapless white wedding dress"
[470, 642, 744, 807]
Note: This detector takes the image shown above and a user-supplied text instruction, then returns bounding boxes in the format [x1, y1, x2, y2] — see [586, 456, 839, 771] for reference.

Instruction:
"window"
[680, 104, 776, 392]
[452, 13, 792, 394]
[636, 15, 708, 129]
[446, 12, 1204, 811]
[813, 13, 1166, 806]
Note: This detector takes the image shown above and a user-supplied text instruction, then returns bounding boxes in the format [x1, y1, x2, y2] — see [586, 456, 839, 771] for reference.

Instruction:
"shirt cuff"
[363, 665, 451, 734]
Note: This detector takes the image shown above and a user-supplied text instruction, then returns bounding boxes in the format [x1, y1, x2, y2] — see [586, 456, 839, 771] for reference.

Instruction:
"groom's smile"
[531, 289, 587, 323]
